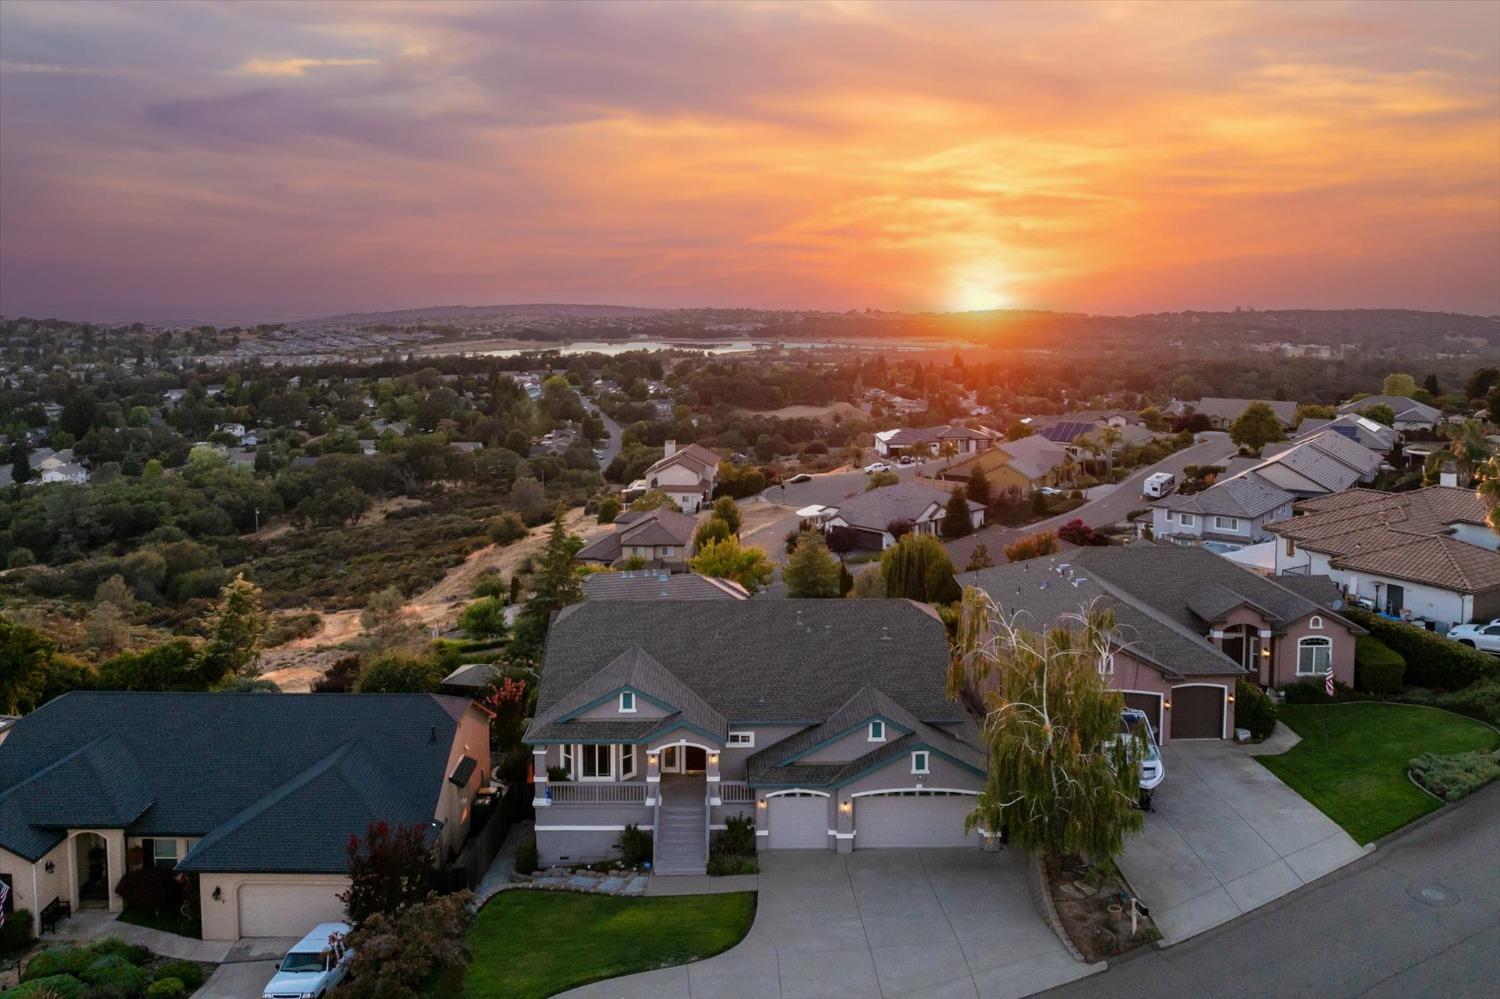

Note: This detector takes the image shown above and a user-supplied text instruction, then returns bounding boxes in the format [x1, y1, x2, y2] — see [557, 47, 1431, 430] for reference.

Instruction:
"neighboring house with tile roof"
[0, 692, 490, 940]
[938, 434, 1071, 494]
[574, 508, 699, 570]
[582, 570, 749, 601]
[525, 601, 986, 870]
[873, 424, 998, 459]
[1266, 486, 1500, 631]
[1336, 394, 1442, 431]
[823, 480, 984, 551]
[960, 545, 1363, 742]
[622, 440, 721, 512]
[1176, 398, 1299, 430]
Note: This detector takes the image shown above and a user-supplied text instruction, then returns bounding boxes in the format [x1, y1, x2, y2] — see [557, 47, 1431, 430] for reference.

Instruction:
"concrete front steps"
[654, 803, 707, 875]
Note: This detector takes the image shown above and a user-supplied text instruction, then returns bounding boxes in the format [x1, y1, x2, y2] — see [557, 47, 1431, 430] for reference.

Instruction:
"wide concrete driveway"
[1118, 740, 1370, 945]
[566, 849, 1100, 999]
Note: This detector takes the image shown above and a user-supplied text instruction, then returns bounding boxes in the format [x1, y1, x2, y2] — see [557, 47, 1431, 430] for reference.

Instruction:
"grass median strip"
[1258, 702, 1499, 844]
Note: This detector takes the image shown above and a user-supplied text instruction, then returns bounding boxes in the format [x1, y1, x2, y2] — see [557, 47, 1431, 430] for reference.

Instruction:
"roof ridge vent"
[880, 625, 891, 641]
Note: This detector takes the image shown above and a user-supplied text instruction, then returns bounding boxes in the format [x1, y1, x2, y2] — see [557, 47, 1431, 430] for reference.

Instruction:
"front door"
[659, 746, 708, 773]
[661, 746, 682, 773]
[1386, 585, 1404, 616]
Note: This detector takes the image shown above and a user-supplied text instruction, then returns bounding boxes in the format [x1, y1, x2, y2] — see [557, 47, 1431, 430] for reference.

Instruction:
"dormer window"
[868, 720, 886, 742]
[619, 691, 637, 713]
[911, 751, 930, 775]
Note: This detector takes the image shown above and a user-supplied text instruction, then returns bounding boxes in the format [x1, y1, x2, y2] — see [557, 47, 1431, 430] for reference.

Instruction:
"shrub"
[341, 821, 436, 925]
[1234, 679, 1277, 740]
[1355, 636, 1406, 695]
[337, 892, 475, 999]
[145, 977, 186, 999]
[1436, 677, 1500, 726]
[488, 513, 528, 546]
[707, 854, 759, 876]
[617, 824, 651, 866]
[596, 497, 621, 524]
[87, 938, 151, 965]
[515, 837, 539, 875]
[1281, 679, 1353, 703]
[0, 909, 35, 953]
[1342, 608, 1495, 689]
[719, 815, 756, 856]
[82, 953, 150, 995]
[21, 946, 93, 981]
[151, 960, 204, 990]
[1409, 750, 1500, 803]
[9, 975, 88, 999]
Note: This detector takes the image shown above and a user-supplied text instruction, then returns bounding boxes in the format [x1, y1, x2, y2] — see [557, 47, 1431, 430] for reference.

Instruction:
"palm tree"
[1446, 420, 1492, 480]
[1072, 433, 1100, 481]
[1477, 455, 1500, 535]
[1099, 426, 1124, 481]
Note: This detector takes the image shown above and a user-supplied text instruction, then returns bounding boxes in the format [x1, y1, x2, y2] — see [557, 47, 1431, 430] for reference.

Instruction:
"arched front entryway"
[71, 832, 110, 909]
[1219, 625, 1261, 680]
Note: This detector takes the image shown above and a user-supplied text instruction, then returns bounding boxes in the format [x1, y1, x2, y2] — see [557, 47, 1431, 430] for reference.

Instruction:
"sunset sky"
[1, 0, 1497, 322]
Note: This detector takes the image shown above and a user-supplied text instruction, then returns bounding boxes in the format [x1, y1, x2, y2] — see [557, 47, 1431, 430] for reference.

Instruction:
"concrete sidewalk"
[47, 908, 233, 963]
[1118, 740, 1369, 945]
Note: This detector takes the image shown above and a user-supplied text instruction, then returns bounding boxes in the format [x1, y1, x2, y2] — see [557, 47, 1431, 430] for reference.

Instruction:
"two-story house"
[1151, 474, 1296, 550]
[525, 601, 987, 872]
[574, 509, 699, 571]
[624, 441, 720, 512]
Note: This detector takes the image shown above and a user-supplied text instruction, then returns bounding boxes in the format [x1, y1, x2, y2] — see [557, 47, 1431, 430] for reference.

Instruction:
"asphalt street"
[1046, 780, 1500, 998]
[584, 399, 623, 471]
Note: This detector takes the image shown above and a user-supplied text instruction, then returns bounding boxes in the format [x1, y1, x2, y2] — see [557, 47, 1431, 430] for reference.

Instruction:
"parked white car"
[262, 923, 353, 999]
[1036, 486, 1064, 497]
[786, 473, 813, 484]
[1447, 619, 1500, 654]
[864, 461, 894, 474]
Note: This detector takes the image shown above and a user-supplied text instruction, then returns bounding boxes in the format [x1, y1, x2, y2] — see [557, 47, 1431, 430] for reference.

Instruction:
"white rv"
[1143, 472, 1176, 498]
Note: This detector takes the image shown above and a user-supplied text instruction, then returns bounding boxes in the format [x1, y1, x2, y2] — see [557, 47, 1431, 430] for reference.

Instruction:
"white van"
[1143, 472, 1176, 498]
[263, 923, 353, 999]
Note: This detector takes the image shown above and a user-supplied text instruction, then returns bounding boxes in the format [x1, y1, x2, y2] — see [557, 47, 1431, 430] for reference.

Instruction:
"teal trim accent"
[775, 715, 913, 766]
[644, 719, 725, 746]
[829, 742, 986, 788]
[556, 685, 678, 722]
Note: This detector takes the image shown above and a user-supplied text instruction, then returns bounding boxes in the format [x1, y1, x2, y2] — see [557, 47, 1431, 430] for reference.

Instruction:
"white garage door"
[767, 793, 829, 849]
[238, 882, 347, 938]
[856, 791, 977, 848]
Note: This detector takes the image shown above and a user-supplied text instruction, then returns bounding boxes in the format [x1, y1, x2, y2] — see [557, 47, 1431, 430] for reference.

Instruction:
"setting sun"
[948, 270, 1017, 313]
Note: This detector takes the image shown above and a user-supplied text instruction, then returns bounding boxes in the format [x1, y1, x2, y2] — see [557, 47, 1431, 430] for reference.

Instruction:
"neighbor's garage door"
[238, 882, 347, 937]
[1170, 685, 1225, 740]
[856, 791, 977, 849]
[767, 793, 828, 849]
[1123, 693, 1162, 739]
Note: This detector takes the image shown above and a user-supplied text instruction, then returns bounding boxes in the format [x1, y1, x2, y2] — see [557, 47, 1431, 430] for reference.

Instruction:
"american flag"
[1325, 668, 1335, 698]
[0, 880, 9, 930]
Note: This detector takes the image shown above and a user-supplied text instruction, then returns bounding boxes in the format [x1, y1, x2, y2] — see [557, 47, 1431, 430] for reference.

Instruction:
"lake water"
[474, 338, 935, 357]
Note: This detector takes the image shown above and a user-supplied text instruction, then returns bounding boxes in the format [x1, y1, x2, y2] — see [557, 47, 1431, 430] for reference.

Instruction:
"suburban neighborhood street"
[1048, 782, 1500, 998]
[584, 399, 623, 470]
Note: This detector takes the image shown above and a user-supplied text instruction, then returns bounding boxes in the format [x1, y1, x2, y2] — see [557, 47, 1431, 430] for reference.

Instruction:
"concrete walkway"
[564, 848, 1102, 999]
[47, 908, 234, 963]
[1118, 740, 1369, 945]
[474, 820, 530, 906]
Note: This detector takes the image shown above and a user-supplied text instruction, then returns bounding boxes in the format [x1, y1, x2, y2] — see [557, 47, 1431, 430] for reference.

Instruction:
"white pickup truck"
[262, 923, 353, 999]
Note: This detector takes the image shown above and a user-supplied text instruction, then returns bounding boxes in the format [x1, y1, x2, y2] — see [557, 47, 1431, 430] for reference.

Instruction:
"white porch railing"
[548, 782, 649, 804]
[719, 781, 754, 803]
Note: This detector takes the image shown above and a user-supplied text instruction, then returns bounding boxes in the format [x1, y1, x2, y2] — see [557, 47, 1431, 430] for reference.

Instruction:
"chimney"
[664, 440, 677, 458]
[1439, 462, 1458, 488]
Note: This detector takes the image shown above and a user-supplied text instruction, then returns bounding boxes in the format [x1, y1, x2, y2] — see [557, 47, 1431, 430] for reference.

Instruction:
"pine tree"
[196, 573, 265, 685]
[783, 533, 842, 598]
[511, 504, 583, 663]
[966, 467, 990, 508]
[942, 487, 974, 539]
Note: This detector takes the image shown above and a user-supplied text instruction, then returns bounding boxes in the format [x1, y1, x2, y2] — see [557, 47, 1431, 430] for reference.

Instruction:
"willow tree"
[948, 588, 1143, 861]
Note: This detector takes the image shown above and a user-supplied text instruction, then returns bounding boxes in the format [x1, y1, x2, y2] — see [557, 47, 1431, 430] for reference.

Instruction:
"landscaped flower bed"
[4, 937, 210, 999]
[1047, 855, 1160, 961]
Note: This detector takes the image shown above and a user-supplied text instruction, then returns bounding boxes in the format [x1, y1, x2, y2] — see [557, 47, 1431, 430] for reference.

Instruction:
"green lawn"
[1259, 703, 1499, 844]
[458, 890, 757, 999]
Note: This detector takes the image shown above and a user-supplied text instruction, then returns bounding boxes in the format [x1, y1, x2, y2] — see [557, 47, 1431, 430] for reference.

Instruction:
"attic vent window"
[868, 720, 886, 742]
[1309, 616, 1324, 630]
[619, 691, 637, 713]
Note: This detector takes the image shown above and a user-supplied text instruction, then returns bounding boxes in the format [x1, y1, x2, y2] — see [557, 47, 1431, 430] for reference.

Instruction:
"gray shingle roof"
[1337, 395, 1441, 424]
[530, 600, 962, 730]
[1153, 474, 1293, 519]
[575, 509, 698, 562]
[828, 480, 979, 533]
[582, 571, 748, 601]
[0, 692, 471, 871]
[528, 646, 728, 743]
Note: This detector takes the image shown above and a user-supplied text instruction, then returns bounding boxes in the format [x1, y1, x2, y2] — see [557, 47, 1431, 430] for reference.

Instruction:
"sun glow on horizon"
[948, 268, 1019, 313]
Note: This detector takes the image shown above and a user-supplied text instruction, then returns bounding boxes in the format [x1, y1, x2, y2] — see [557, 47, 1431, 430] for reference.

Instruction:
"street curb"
[1027, 853, 1090, 964]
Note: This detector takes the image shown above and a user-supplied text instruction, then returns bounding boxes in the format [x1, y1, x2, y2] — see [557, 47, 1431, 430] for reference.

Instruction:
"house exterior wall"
[1268, 614, 1356, 689]
[576, 697, 673, 722]
[534, 803, 653, 866]
[197, 873, 351, 942]
[719, 725, 806, 780]
[798, 724, 913, 764]
[1153, 506, 1292, 545]
[434, 707, 491, 859]
[0, 840, 69, 924]
[1334, 573, 1472, 632]
[1103, 650, 1236, 744]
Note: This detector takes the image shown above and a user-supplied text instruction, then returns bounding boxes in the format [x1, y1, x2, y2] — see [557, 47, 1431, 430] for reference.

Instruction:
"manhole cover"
[1407, 883, 1458, 907]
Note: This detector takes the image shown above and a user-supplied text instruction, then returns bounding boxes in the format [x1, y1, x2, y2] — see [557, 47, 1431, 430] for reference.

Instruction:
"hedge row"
[1342, 608, 1497, 690]
[1355, 636, 1406, 695]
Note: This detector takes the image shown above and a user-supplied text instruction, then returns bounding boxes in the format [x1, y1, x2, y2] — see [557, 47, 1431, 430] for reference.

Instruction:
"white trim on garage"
[1120, 690, 1165, 740]
[852, 789, 980, 849]
[849, 787, 980, 798]
[763, 788, 832, 798]
[1169, 682, 1229, 740]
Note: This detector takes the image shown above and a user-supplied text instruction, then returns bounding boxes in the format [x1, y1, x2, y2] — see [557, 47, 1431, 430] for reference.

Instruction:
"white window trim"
[911, 750, 931, 775]
[727, 731, 755, 747]
[1296, 637, 1333, 677]
[868, 720, 886, 742]
[1180, 513, 1196, 527]
[152, 839, 178, 867]
[621, 744, 638, 780]
[579, 744, 615, 781]
[559, 744, 575, 777]
[1214, 516, 1240, 531]
[1309, 615, 1323, 630]
[619, 691, 637, 713]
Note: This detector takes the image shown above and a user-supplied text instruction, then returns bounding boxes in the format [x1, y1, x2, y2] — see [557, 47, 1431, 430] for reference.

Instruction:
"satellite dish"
[1331, 599, 1343, 610]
